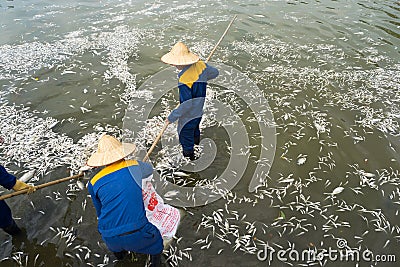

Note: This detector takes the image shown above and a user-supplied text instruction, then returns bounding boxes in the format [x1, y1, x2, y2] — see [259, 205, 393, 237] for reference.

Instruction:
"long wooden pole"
[143, 15, 237, 162]
[0, 173, 84, 201]
[143, 121, 170, 162]
[205, 15, 237, 63]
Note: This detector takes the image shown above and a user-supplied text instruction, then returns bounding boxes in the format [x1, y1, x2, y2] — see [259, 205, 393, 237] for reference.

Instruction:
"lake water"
[0, 0, 399, 266]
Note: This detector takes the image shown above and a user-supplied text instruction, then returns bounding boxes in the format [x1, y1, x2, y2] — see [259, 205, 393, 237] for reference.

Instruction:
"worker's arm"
[0, 165, 17, 189]
[205, 64, 219, 80]
[167, 85, 193, 123]
[0, 165, 35, 193]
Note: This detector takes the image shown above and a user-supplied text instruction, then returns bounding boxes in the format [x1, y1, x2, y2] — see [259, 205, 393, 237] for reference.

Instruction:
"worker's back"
[87, 160, 152, 237]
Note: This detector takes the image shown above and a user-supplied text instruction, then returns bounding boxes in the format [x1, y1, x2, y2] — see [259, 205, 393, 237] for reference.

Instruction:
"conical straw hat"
[87, 135, 136, 167]
[161, 42, 199, 65]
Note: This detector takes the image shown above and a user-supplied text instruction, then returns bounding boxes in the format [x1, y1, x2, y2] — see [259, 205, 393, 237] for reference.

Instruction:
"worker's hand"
[13, 180, 36, 194]
[26, 184, 36, 194]
[165, 118, 170, 124]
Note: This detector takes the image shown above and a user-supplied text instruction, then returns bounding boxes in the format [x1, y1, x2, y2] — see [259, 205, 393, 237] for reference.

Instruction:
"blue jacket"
[87, 160, 153, 238]
[168, 60, 219, 125]
[0, 165, 16, 228]
[0, 165, 16, 190]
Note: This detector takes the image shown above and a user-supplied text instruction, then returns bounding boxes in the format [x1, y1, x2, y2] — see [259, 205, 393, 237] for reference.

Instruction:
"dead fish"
[331, 186, 344, 195]
[362, 172, 375, 178]
[174, 171, 189, 177]
[76, 180, 85, 190]
[297, 157, 307, 165]
[61, 70, 76, 75]
[19, 170, 36, 183]
[164, 190, 179, 198]
[48, 121, 58, 129]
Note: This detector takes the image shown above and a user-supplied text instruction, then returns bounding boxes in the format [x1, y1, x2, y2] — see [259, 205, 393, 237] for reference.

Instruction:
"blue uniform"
[87, 160, 163, 255]
[168, 60, 219, 155]
[0, 165, 17, 229]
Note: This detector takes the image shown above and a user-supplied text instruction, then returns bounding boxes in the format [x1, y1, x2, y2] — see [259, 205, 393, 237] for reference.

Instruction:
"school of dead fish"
[0, 1, 399, 266]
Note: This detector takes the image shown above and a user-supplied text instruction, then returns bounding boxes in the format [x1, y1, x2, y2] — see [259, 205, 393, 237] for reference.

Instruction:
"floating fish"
[297, 157, 307, 165]
[331, 186, 344, 195]
[174, 171, 189, 177]
[76, 181, 85, 190]
[164, 190, 179, 198]
[19, 169, 36, 183]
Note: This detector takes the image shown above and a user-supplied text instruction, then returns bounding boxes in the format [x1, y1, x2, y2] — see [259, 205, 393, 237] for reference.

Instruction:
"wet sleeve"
[139, 161, 154, 179]
[205, 64, 219, 80]
[167, 85, 193, 123]
[88, 184, 102, 218]
[0, 165, 17, 190]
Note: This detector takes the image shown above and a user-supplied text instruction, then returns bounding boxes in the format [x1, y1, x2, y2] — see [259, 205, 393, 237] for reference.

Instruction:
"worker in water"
[86, 135, 163, 265]
[0, 165, 35, 236]
[161, 42, 219, 160]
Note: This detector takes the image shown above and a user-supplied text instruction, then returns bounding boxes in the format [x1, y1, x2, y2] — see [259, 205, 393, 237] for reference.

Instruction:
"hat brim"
[161, 52, 200, 65]
[87, 143, 136, 167]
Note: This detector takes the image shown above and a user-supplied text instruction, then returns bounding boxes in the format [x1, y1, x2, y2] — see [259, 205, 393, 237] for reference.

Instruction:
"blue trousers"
[102, 222, 163, 255]
[0, 200, 13, 229]
[178, 117, 201, 153]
